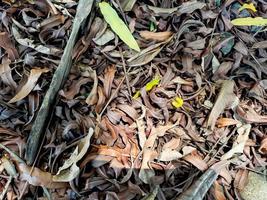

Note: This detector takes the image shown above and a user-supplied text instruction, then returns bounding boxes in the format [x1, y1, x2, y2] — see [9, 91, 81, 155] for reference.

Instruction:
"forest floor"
[0, 0, 267, 199]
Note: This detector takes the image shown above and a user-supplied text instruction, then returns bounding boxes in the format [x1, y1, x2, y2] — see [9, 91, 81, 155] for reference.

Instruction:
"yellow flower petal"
[172, 97, 184, 108]
[145, 75, 160, 91]
[133, 91, 141, 99]
[239, 3, 257, 13]
[132, 75, 160, 99]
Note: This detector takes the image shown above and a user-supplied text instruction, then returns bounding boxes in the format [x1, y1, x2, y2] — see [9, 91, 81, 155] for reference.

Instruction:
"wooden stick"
[25, 0, 94, 165]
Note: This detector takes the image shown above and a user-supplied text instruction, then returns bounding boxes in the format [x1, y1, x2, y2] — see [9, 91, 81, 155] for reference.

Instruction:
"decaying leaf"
[9, 68, 50, 103]
[236, 104, 267, 124]
[85, 68, 98, 106]
[221, 124, 251, 160]
[127, 36, 172, 67]
[99, 2, 140, 52]
[0, 57, 17, 90]
[0, 32, 19, 61]
[17, 163, 67, 189]
[53, 128, 94, 182]
[216, 118, 241, 128]
[139, 123, 177, 183]
[12, 24, 61, 55]
[139, 31, 173, 42]
[207, 80, 238, 130]
[259, 137, 267, 155]
[183, 150, 208, 171]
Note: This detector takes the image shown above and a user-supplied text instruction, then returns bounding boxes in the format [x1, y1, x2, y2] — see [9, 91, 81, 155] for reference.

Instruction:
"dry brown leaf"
[103, 65, 116, 98]
[60, 77, 90, 100]
[139, 31, 173, 42]
[183, 150, 208, 171]
[234, 169, 248, 191]
[207, 80, 238, 130]
[259, 137, 267, 155]
[53, 128, 94, 182]
[0, 57, 17, 90]
[212, 181, 227, 200]
[236, 104, 267, 124]
[221, 124, 251, 160]
[9, 68, 49, 103]
[17, 163, 67, 189]
[139, 123, 177, 183]
[136, 106, 146, 149]
[0, 32, 19, 61]
[85, 68, 98, 105]
[216, 118, 241, 128]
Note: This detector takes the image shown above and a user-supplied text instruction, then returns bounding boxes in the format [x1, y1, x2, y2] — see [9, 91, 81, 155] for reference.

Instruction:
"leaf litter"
[1, 0, 267, 199]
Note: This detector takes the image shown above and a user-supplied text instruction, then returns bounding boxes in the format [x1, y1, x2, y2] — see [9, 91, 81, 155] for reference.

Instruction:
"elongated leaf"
[9, 68, 49, 103]
[231, 17, 267, 26]
[53, 128, 94, 182]
[139, 31, 173, 42]
[221, 124, 251, 160]
[0, 57, 17, 90]
[207, 80, 238, 130]
[99, 2, 140, 52]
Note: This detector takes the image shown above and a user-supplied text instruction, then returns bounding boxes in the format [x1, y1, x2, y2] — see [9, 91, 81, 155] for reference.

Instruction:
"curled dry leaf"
[259, 137, 267, 155]
[207, 80, 238, 130]
[127, 37, 172, 67]
[221, 124, 251, 160]
[139, 31, 173, 42]
[139, 123, 177, 183]
[0, 57, 17, 90]
[103, 65, 116, 98]
[236, 104, 267, 124]
[60, 77, 91, 100]
[85, 68, 98, 106]
[183, 150, 208, 171]
[216, 118, 241, 128]
[135, 105, 146, 149]
[9, 68, 50, 103]
[12, 24, 61, 55]
[53, 128, 94, 182]
[234, 169, 248, 191]
[158, 144, 196, 162]
[17, 163, 67, 189]
[211, 181, 227, 200]
[0, 32, 19, 61]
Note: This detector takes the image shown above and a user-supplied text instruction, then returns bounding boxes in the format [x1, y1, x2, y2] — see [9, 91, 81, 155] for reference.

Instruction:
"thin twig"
[119, 47, 131, 96]
[0, 176, 12, 200]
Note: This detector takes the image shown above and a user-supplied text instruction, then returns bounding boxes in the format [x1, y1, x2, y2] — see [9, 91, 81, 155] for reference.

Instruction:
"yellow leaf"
[239, 3, 257, 12]
[99, 2, 140, 52]
[172, 97, 183, 108]
[145, 75, 160, 91]
[132, 76, 160, 99]
[231, 17, 267, 26]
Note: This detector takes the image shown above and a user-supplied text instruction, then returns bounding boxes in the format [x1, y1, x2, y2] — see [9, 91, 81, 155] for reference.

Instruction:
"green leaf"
[99, 2, 140, 52]
[231, 17, 267, 26]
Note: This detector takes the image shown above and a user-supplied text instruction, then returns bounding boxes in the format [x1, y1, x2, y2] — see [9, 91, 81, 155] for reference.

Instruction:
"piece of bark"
[25, 0, 94, 165]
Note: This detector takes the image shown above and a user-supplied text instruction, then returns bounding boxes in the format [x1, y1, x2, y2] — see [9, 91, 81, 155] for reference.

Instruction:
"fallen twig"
[25, 0, 94, 165]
